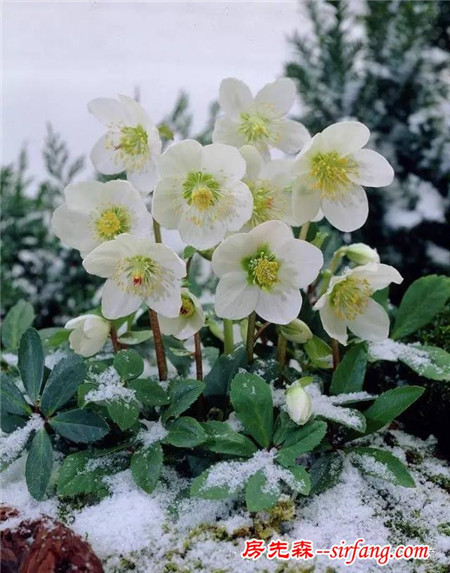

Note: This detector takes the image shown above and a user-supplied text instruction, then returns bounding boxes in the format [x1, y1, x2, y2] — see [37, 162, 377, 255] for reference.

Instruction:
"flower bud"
[285, 382, 313, 425]
[280, 319, 312, 343]
[344, 243, 380, 265]
[65, 314, 110, 358]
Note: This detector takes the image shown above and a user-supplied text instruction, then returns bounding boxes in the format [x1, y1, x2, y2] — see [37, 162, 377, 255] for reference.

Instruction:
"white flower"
[344, 243, 380, 265]
[239, 145, 296, 228]
[52, 180, 153, 257]
[292, 121, 394, 232]
[213, 78, 309, 156]
[88, 95, 162, 194]
[65, 314, 110, 358]
[159, 289, 204, 340]
[280, 319, 312, 343]
[83, 234, 185, 320]
[152, 140, 253, 250]
[212, 220, 323, 324]
[286, 382, 313, 425]
[314, 262, 403, 345]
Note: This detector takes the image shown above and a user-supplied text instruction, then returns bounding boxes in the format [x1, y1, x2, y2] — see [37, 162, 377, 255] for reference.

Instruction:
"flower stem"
[194, 332, 203, 381]
[110, 326, 122, 353]
[149, 309, 167, 381]
[299, 221, 310, 241]
[153, 218, 162, 243]
[277, 331, 288, 371]
[246, 311, 256, 363]
[331, 338, 340, 370]
[223, 319, 234, 355]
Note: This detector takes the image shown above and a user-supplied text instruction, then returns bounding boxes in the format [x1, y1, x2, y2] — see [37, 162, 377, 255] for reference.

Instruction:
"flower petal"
[212, 116, 246, 148]
[83, 241, 122, 278]
[321, 184, 368, 232]
[319, 301, 348, 345]
[158, 139, 202, 178]
[321, 121, 370, 155]
[278, 239, 323, 289]
[90, 135, 124, 175]
[149, 244, 186, 279]
[101, 279, 142, 319]
[52, 205, 95, 256]
[349, 149, 394, 187]
[88, 98, 125, 126]
[240, 145, 263, 180]
[291, 181, 321, 225]
[249, 220, 293, 251]
[353, 263, 403, 291]
[146, 280, 182, 318]
[212, 232, 258, 277]
[152, 178, 182, 229]
[274, 119, 310, 154]
[118, 94, 151, 127]
[255, 287, 302, 325]
[201, 143, 246, 180]
[219, 78, 254, 120]
[127, 159, 160, 195]
[255, 78, 296, 117]
[215, 271, 258, 320]
[347, 299, 390, 342]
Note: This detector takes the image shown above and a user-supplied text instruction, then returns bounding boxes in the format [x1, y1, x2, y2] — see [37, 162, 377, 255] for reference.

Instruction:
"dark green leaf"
[130, 443, 163, 494]
[304, 336, 333, 369]
[50, 409, 109, 443]
[245, 470, 279, 512]
[348, 447, 415, 487]
[128, 378, 170, 406]
[392, 275, 450, 339]
[204, 347, 248, 397]
[230, 373, 273, 448]
[201, 421, 257, 457]
[330, 343, 367, 395]
[2, 300, 35, 350]
[400, 345, 450, 382]
[284, 465, 311, 495]
[310, 453, 344, 494]
[25, 429, 53, 500]
[18, 328, 44, 402]
[39, 328, 71, 347]
[118, 330, 152, 346]
[164, 416, 206, 448]
[0, 414, 27, 434]
[0, 375, 32, 415]
[317, 406, 367, 433]
[107, 398, 141, 431]
[273, 411, 298, 446]
[40, 354, 85, 416]
[113, 349, 144, 380]
[276, 421, 327, 467]
[364, 386, 424, 434]
[190, 469, 231, 500]
[163, 379, 205, 421]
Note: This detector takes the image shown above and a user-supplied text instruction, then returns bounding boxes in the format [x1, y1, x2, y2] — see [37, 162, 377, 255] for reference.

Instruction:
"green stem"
[246, 311, 256, 363]
[223, 319, 234, 355]
[299, 221, 310, 241]
[153, 218, 162, 243]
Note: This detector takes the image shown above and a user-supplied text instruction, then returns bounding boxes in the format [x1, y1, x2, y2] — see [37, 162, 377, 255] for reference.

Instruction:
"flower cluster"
[54, 76, 401, 364]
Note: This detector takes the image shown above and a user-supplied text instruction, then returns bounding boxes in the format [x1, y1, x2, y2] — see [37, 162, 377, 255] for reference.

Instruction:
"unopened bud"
[344, 243, 380, 265]
[280, 319, 312, 343]
[286, 382, 313, 426]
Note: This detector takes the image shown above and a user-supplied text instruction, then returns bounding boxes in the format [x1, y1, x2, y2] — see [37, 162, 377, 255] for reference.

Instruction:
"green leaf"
[309, 453, 344, 494]
[50, 409, 109, 443]
[25, 429, 53, 500]
[57, 450, 127, 498]
[285, 465, 311, 495]
[40, 354, 85, 416]
[128, 378, 170, 406]
[276, 421, 327, 467]
[113, 349, 144, 381]
[163, 379, 205, 421]
[2, 300, 35, 350]
[245, 470, 280, 512]
[204, 347, 248, 397]
[190, 468, 231, 501]
[230, 373, 273, 448]
[348, 447, 415, 487]
[130, 443, 163, 494]
[118, 330, 153, 346]
[330, 343, 367, 395]
[164, 416, 206, 448]
[107, 398, 141, 431]
[273, 411, 298, 446]
[0, 414, 27, 434]
[39, 328, 71, 348]
[0, 375, 32, 415]
[401, 345, 450, 382]
[304, 336, 333, 369]
[201, 421, 257, 457]
[18, 328, 44, 402]
[317, 406, 367, 433]
[364, 386, 424, 434]
[392, 275, 450, 339]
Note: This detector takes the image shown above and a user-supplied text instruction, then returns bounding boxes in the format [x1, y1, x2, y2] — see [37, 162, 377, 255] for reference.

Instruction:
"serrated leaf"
[113, 349, 144, 381]
[309, 453, 344, 494]
[107, 398, 141, 431]
[18, 328, 44, 402]
[163, 379, 205, 421]
[284, 465, 311, 495]
[2, 300, 35, 350]
[164, 416, 206, 448]
[130, 443, 163, 494]
[190, 469, 231, 501]
[363, 386, 424, 434]
[276, 421, 327, 467]
[392, 275, 450, 340]
[128, 378, 170, 406]
[230, 373, 273, 448]
[245, 470, 280, 512]
[349, 447, 415, 487]
[25, 429, 53, 500]
[330, 343, 367, 395]
[40, 354, 85, 416]
[50, 409, 109, 443]
[201, 421, 257, 457]
[0, 375, 32, 415]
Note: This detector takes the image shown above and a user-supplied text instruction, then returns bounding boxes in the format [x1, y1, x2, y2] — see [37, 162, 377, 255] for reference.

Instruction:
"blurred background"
[2, 0, 449, 328]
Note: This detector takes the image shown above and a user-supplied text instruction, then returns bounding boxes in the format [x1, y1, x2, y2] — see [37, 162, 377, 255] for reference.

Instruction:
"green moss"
[386, 510, 428, 544]
[437, 522, 450, 536]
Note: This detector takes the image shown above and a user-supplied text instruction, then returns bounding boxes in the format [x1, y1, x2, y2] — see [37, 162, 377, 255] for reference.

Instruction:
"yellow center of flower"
[309, 152, 358, 200]
[182, 171, 221, 216]
[239, 112, 271, 144]
[191, 186, 215, 211]
[247, 180, 289, 227]
[113, 124, 150, 171]
[114, 255, 161, 296]
[330, 276, 372, 320]
[95, 206, 131, 241]
[244, 248, 280, 290]
[180, 296, 195, 317]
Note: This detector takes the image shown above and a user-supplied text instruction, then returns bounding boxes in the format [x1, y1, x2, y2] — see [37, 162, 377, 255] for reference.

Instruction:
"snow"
[85, 366, 136, 403]
[0, 414, 44, 468]
[306, 384, 367, 432]
[369, 339, 430, 368]
[137, 419, 168, 447]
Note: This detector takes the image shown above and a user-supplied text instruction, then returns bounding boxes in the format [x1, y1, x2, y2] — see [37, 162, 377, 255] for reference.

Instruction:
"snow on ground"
[1, 430, 449, 572]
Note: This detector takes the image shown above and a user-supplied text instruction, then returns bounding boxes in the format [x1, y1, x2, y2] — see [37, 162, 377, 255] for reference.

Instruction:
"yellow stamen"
[330, 276, 371, 320]
[310, 152, 358, 200]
